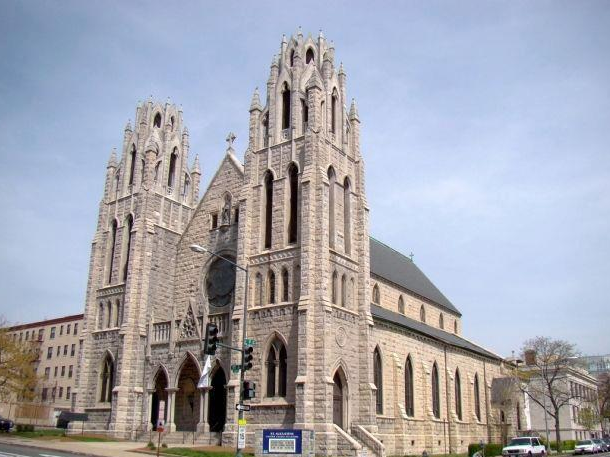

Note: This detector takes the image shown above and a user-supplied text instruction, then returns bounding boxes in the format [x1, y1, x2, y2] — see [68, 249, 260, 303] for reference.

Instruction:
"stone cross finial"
[409, 252, 414, 261]
[226, 132, 236, 151]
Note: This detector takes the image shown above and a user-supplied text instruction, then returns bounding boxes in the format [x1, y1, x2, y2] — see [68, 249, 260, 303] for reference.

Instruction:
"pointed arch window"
[105, 300, 111, 329]
[183, 174, 191, 201]
[99, 354, 114, 403]
[282, 268, 289, 302]
[267, 270, 276, 304]
[153, 113, 162, 128]
[455, 369, 463, 420]
[331, 271, 338, 304]
[432, 362, 440, 418]
[107, 220, 118, 284]
[266, 338, 287, 398]
[281, 82, 290, 130]
[120, 215, 133, 282]
[420, 305, 426, 323]
[341, 274, 347, 307]
[331, 89, 338, 134]
[290, 49, 295, 67]
[374, 347, 383, 414]
[301, 98, 308, 132]
[153, 162, 160, 183]
[439, 313, 444, 329]
[128, 145, 136, 186]
[262, 114, 269, 147]
[114, 172, 120, 199]
[305, 48, 314, 64]
[474, 373, 481, 421]
[405, 356, 414, 416]
[398, 296, 405, 314]
[167, 149, 178, 189]
[372, 284, 380, 305]
[98, 302, 104, 330]
[263, 171, 274, 249]
[344, 177, 351, 255]
[287, 164, 299, 244]
[140, 159, 145, 185]
[328, 167, 336, 248]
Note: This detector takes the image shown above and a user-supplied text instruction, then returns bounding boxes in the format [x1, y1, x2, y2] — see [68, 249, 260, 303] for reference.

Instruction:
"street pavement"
[0, 438, 146, 457]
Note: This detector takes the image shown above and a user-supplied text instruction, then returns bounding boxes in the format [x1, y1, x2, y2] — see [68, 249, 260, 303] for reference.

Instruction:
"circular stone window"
[205, 257, 236, 307]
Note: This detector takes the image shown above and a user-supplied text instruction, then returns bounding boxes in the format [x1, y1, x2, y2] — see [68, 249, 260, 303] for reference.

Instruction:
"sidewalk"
[0, 435, 148, 457]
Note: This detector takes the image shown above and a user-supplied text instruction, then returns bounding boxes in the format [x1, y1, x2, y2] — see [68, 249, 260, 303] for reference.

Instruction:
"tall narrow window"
[114, 172, 120, 199]
[331, 89, 338, 133]
[420, 305, 426, 323]
[474, 374, 481, 421]
[350, 278, 355, 308]
[455, 369, 462, 420]
[262, 114, 269, 147]
[128, 145, 136, 186]
[153, 113, 162, 128]
[454, 320, 458, 334]
[432, 363, 440, 418]
[121, 215, 133, 282]
[99, 354, 114, 403]
[398, 296, 405, 314]
[288, 164, 299, 243]
[266, 338, 287, 398]
[294, 265, 301, 301]
[282, 268, 289, 302]
[439, 313, 444, 329]
[183, 174, 191, 200]
[372, 284, 380, 304]
[374, 347, 383, 414]
[343, 177, 351, 255]
[341, 274, 347, 307]
[98, 303, 104, 330]
[306, 48, 314, 64]
[281, 82, 290, 130]
[107, 220, 118, 284]
[267, 271, 276, 304]
[140, 159, 145, 185]
[328, 167, 336, 248]
[264, 171, 273, 249]
[301, 98, 308, 132]
[331, 271, 338, 304]
[154, 162, 160, 183]
[289, 49, 295, 67]
[405, 356, 414, 416]
[255, 273, 263, 306]
[167, 149, 178, 189]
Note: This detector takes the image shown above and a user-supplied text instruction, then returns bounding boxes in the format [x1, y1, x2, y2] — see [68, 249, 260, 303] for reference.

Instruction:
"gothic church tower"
[75, 101, 200, 436]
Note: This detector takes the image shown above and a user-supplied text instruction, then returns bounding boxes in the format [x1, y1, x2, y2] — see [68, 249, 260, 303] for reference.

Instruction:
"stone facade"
[73, 31, 518, 456]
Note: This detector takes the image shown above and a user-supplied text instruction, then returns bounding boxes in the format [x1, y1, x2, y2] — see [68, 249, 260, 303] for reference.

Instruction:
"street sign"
[244, 338, 256, 346]
[231, 364, 241, 373]
[238, 425, 246, 449]
[236, 403, 251, 411]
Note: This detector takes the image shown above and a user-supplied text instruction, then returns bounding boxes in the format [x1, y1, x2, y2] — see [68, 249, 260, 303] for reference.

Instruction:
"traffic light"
[243, 380, 256, 400]
[243, 345, 254, 371]
[203, 323, 219, 355]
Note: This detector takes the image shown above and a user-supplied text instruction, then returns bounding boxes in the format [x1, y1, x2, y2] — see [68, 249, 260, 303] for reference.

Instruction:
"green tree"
[578, 406, 600, 433]
[0, 317, 38, 402]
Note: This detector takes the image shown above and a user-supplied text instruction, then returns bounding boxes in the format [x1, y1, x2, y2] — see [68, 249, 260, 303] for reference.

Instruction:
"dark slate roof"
[370, 237, 461, 315]
[371, 304, 501, 360]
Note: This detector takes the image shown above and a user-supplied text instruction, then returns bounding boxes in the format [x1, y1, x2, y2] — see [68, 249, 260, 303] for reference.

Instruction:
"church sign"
[262, 429, 303, 454]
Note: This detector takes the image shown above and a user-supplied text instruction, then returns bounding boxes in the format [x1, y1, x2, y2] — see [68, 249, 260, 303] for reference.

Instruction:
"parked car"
[592, 439, 607, 452]
[603, 438, 610, 451]
[0, 416, 13, 432]
[502, 437, 547, 456]
[574, 440, 599, 454]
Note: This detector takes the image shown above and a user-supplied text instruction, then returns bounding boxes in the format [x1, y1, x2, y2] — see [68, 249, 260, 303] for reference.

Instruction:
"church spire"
[249, 87, 262, 112]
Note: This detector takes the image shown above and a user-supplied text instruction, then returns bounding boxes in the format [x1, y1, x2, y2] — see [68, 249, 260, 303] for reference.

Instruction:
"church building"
[73, 31, 520, 456]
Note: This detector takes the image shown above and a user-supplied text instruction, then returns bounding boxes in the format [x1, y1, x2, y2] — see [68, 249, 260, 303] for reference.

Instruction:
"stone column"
[196, 387, 210, 434]
[146, 389, 154, 431]
[165, 387, 178, 432]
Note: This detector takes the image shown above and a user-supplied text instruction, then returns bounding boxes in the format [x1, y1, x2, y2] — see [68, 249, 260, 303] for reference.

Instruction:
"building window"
[47, 347, 52, 359]
[328, 167, 336, 248]
[263, 171, 274, 249]
[398, 296, 405, 314]
[128, 145, 136, 186]
[455, 369, 462, 420]
[405, 356, 414, 416]
[66, 387, 71, 400]
[474, 373, 481, 421]
[56, 346, 60, 356]
[420, 305, 426, 323]
[282, 268, 289, 302]
[38, 329, 44, 340]
[439, 313, 444, 329]
[99, 354, 115, 403]
[66, 324, 71, 334]
[50, 327, 56, 339]
[266, 337, 287, 398]
[341, 274, 347, 307]
[54, 366, 58, 377]
[74, 323, 78, 335]
[267, 270, 276, 304]
[211, 213, 218, 229]
[331, 271, 338, 304]
[287, 163, 299, 244]
[454, 320, 458, 334]
[51, 387, 56, 402]
[69, 365, 73, 378]
[281, 82, 290, 130]
[167, 149, 178, 189]
[306, 48, 314, 64]
[42, 388, 48, 401]
[71, 344, 76, 357]
[183, 174, 191, 200]
[63, 345, 67, 356]
[59, 387, 63, 398]
[25, 331, 29, 341]
[107, 220, 118, 284]
[254, 272, 263, 306]
[372, 284, 380, 305]
[153, 113, 162, 128]
[44, 367, 50, 379]
[374, 347, 383, 414]
[121, 215, 133, 282]
[331, 89, 338, 133]
[344, 177, 351, 254]
[61, 366, 65, 377]
[432, 363, 440, 419]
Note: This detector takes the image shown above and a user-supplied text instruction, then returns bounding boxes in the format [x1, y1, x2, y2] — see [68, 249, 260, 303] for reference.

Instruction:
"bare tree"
[514, 337, 581, 453]
[0, 317, 38, 402]
[598, 373, 610, 434]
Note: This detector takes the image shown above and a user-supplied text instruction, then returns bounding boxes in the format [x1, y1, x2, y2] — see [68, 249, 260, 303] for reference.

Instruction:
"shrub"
[147, 441, 156, 450]
[469, 443, 484, 457]
[162, 443, 168, 448]
[15, 424, 35, 432]
[485, 443, 503, 457]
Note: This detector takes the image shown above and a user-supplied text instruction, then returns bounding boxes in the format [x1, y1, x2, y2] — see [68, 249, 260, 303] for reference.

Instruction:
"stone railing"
[351, 424, 386, 457]
[152, 321, 171, 342]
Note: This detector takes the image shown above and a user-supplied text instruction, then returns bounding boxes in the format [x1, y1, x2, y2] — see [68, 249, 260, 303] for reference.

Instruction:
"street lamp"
[189, 244, 249, 457]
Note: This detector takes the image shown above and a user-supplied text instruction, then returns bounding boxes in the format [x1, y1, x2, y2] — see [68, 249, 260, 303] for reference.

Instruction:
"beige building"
[4, 314, 83, 420]
[73, 31, 518, 456]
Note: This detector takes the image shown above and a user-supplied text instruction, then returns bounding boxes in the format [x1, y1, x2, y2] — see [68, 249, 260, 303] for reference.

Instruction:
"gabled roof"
[370, 304, 501, 360]
[370, 237, 461, 316]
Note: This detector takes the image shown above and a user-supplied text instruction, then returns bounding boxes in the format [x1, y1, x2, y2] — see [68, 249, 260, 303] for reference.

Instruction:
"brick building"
[73, 31, 518, 455]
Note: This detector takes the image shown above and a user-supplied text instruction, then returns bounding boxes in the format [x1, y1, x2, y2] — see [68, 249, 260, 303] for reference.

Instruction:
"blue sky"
[1, 1, 608, 357]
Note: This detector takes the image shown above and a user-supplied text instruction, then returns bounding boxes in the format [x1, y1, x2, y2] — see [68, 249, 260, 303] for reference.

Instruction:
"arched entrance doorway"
[208, 368, 227, 432]
[175, 356, 200, 432]
[333, 368, 347, 429]
[150, 368, 168, 431]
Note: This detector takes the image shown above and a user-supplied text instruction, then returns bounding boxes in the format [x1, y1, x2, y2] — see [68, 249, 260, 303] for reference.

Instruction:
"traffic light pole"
[236, 264, 248, 457]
